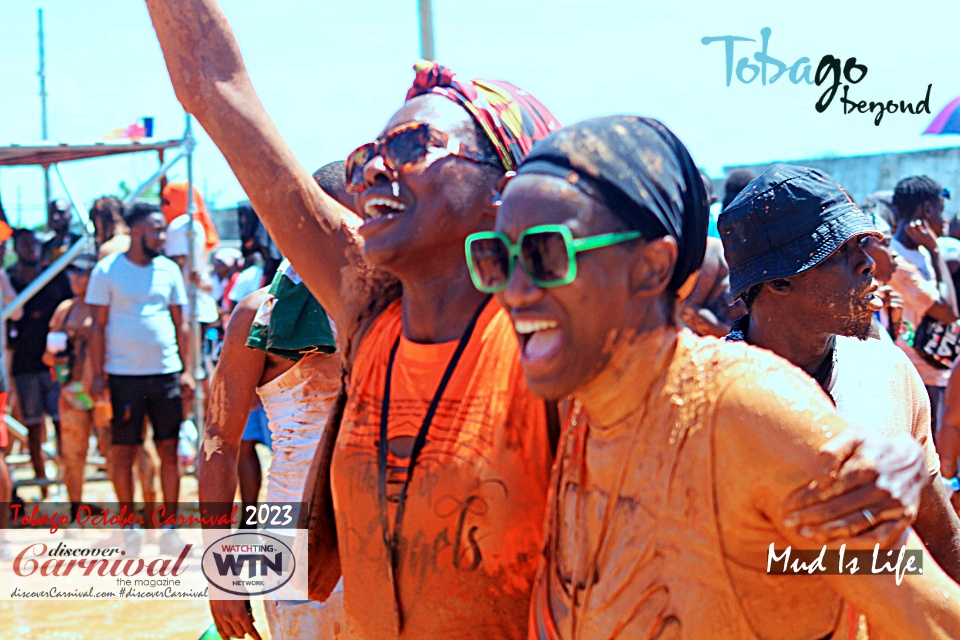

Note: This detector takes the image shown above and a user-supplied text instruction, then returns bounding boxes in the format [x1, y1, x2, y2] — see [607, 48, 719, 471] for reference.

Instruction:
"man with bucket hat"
[720, 164, 960, 582]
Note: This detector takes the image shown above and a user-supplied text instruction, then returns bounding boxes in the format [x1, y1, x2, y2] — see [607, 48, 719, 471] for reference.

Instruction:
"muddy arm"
[145, 0, 367, 337]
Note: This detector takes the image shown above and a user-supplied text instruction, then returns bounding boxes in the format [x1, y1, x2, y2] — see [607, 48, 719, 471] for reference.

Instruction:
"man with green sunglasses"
[466, 225, 641, 292]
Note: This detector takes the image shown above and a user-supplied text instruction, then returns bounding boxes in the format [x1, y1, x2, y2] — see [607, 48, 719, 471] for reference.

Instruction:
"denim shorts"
[13, 372, 60, 426]
[241, 404, 272, 450]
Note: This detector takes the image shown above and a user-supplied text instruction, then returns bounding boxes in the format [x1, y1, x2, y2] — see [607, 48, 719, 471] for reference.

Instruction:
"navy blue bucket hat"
[718, 164, 881, 298]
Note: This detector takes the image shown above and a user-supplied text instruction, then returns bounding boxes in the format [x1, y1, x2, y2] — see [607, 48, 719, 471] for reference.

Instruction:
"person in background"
[0, 233, 22, 320]
[0, 188, 14, 539]
[0, 228, 13, 524]
[700, 170, 719, 237]
[937, 205, 960, 297]
[7, 228, 71, 495]
[161, 182, 220, 250]
[721, 164, 960, 583]
[45, 255, 158, 520]
[678, 237, 745, 337]
[941, 360, 960, 515]
[0, 385, 13, 559]
[41, 199, 82, 266]
[90, 196, 130, 259]
[211, 247, 242, 310]
[88, 194, 160, 503]
[86, 203, 193, 554]
[237, 201, 282, 286]
[859, 193, 903, 342]
[204, 277, 342, 638]
[161, 181, 221, 328]
[203, 160, 352, 639]
[889, 176, 958, 437]
[207, 247, 243, 365]
[149, 0, 565, 632]
[225, 251, 264, 312]
[720, 168, 756, 211]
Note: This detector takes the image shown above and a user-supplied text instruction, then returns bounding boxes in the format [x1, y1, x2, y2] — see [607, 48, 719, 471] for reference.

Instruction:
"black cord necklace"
[376, 295, 491, 628]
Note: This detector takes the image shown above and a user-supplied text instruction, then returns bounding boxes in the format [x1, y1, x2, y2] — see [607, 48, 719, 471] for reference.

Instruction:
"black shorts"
[109, 373, 183, 446]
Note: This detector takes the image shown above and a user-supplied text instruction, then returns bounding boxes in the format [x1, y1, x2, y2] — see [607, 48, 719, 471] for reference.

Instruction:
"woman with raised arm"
[146, 3, 561, 638]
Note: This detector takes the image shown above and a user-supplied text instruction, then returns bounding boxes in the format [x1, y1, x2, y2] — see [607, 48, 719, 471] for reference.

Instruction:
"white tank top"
[257, 351, 341, 504]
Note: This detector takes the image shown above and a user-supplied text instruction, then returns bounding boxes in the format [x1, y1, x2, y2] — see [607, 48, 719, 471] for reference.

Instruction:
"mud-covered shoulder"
[701, 336, 848, 519]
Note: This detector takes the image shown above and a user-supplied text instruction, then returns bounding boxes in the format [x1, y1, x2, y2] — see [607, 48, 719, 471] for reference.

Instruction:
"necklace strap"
[376, 295, 492, 628]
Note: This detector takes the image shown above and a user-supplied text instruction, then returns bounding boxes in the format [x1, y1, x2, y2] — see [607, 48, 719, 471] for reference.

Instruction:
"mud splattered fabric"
[405, 60, 560, 172]
[532, 330, 876, 639]
[331, 298, 552, 639]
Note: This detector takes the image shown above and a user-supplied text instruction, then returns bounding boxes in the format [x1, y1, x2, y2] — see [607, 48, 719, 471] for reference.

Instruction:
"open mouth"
[362, 196, 407, 220]
[860, 284, 883, 312]
[513, 318, 562, 363]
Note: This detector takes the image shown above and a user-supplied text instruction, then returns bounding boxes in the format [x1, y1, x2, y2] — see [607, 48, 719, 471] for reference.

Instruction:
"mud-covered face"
[494, 174, 639, 400]
[354, 95, 501, 274]
[786, 234, 880, 340]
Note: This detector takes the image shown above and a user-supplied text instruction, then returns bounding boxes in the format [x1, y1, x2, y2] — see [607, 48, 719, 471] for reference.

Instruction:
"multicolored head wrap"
[405, 60, 561, 171]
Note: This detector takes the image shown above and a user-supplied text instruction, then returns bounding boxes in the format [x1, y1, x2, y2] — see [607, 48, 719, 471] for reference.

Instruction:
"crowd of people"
[145, 0, 960, 637]
[0, 182, 282, 548]
[3, 0, 960, 637]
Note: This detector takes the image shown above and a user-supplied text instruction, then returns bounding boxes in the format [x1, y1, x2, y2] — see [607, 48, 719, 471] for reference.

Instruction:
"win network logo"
[201, 532, 296, 596]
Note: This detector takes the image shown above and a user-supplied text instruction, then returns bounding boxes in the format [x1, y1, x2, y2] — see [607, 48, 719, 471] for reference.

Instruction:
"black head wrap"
[515, 115, 709, 291]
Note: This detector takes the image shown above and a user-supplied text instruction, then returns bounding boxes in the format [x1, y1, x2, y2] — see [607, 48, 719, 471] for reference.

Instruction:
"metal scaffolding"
[0, 126, 204, 451]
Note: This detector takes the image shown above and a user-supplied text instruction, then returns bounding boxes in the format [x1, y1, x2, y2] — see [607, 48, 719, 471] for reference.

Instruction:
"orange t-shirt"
[331, 298, 551, 639]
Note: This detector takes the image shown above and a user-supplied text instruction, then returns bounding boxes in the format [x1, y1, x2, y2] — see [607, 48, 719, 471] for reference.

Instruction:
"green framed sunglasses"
[465, 224, 642, 293]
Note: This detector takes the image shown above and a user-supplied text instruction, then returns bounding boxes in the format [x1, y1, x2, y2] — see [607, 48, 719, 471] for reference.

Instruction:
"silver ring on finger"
[861, 508, 877, 527]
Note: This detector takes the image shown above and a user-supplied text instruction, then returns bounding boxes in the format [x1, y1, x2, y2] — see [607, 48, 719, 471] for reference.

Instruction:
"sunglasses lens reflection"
[387, 125, 434, 168]
[521, 231, 570, 284]
[346, 144, 375, 193]
[470, 237, 512, 290]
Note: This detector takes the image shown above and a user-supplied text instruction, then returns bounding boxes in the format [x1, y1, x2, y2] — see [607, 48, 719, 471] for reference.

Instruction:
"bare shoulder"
[49, 298, 75, 331]
[225, 287, 271, 337]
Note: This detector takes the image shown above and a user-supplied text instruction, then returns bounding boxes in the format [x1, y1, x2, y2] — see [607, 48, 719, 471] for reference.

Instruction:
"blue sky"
[1, 0, 958, 227]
